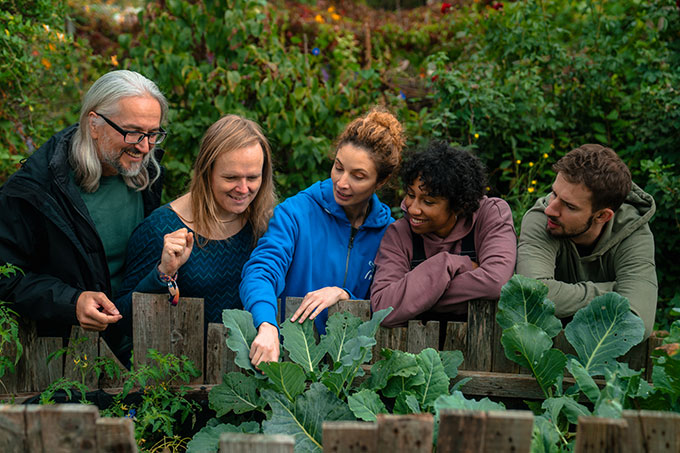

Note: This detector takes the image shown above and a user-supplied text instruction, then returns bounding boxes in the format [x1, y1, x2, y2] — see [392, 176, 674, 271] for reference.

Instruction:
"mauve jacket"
[371, 196, 517, 327]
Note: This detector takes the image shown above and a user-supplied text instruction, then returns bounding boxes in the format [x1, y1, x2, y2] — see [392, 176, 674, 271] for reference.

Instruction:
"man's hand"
[158, 228, 194, 276]
[249, 322, 280, 367]
[75, 291, 122, 331]
[290, 286, 350, 323]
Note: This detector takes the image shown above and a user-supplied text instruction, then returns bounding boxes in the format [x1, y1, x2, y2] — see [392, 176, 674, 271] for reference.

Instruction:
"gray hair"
[70, 70, 168, 192]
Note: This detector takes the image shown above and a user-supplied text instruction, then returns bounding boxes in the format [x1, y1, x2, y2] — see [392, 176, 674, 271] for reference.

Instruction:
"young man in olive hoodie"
[516, 144, 657, 338]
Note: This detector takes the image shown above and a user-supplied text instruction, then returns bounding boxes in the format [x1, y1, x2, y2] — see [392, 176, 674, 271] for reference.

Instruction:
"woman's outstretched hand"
[290, 286, 350, 323]
[250, 322, 280, 367]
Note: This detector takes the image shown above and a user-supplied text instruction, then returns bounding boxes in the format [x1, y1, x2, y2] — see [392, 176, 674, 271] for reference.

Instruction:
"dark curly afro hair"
[400, 141, 487, 218]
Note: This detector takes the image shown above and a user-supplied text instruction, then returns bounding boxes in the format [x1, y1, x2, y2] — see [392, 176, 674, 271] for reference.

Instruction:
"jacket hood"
[301, 178, 393, 229]
[533, 182, 655, 258]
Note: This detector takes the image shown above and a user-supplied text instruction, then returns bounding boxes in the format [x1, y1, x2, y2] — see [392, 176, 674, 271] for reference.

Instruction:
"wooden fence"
[1, 293, 663, 399]
[2, 405, 676, 453]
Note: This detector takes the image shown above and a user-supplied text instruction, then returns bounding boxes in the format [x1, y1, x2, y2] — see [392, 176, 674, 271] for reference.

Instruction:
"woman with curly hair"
[240, 108, 405, 367]
[371, 141, 516, 327]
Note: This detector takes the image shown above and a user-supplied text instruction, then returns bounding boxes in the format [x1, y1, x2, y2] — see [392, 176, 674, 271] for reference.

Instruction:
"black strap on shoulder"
[409, 227, 476, 270]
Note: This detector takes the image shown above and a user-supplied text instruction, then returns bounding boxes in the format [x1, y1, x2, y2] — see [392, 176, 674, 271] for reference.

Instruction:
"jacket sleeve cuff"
[135, 266, 169, 294]
[251, 302, 279, 331]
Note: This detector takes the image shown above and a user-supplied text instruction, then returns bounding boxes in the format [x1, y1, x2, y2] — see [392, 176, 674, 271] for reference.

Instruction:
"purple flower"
[312, 47, 320, 56]
[126, 408, 136, 418]
[399, 91, 406, 100]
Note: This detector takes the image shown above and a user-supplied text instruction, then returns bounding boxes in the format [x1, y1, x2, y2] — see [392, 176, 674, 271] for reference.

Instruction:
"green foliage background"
[1, 0, 679, 328]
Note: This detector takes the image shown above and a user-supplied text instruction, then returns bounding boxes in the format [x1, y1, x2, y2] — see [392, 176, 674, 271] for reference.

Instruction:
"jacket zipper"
[343, 228, 357, 288]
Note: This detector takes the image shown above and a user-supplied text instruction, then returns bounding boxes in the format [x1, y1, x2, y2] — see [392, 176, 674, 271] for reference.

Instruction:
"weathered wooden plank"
[484, 410, 534, 453]
[219, 433, 294, 453]
[574, 416, 629, 453]
[466, 299, 495, 371]
[97, 337, 128, 389]
[442, 321, 467, 355]
[376, 413, 433, 452]
[64, 327, 99, 390]
[329, 299, 372, 321]
[452, 370, 588, 401]
[96, 417, 137, 453]
[622, 410, 680, 452]
[322, 421, 377, 452]
[407, 320, 439, 354]
[373, 327, 408, 364]
[0, 405, 26, 453]
[132, 293, 204, 384]
[39, 404, 99, 453]
[132, 293, 171, 367]
[282, 297, 304, 324]
[206, 323, 239, 384]
[24, 405, 43, 453]
[437, 409, 485, 453]
[619, 339, 648, 375]
[170, 296, 204, 384]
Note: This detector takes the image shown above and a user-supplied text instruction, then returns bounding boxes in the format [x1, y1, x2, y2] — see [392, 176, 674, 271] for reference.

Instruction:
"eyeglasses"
[95, 112, 167, 145]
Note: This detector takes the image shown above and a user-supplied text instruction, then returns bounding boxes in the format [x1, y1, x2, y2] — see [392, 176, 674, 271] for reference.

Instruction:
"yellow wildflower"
[111, 55, 119, 66]
[4, 29, 9, 37]
[331, 13, 341, 21]
[528, 187, 535, 193]
[41, 58, 51, 69]
[543, 153, 549, 159]
[42, 24, 50, 33]
[314, 14, 324, 23]
[550, 144, 555, 149]
[83, 354, 87, 361]
[56, 32, 65, 41]
[486, 186, 491, 191]
[73, 357, 80, 365]
[531, 180, 537, 185]
[516, 159, 521, 164]
[328, 6, 335, 13]
[529, 162, 534, 167]
[474, 133, 479, 139]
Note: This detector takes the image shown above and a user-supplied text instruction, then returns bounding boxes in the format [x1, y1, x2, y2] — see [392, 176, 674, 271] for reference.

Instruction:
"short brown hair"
[335, 108, 405, 183]
[553, 144, 631, 212]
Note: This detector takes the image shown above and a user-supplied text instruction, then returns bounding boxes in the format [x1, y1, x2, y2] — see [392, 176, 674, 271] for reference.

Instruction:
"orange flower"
[314, 14, 324, 23]
[111, 55, 119, 66]
[331, 13, 341, 21]
[48, 43, 56, 51]
[41, 58, 51, 69]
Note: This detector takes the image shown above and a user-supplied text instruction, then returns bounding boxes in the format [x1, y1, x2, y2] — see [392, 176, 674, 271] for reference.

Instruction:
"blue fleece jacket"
[239, 178, 394, 333]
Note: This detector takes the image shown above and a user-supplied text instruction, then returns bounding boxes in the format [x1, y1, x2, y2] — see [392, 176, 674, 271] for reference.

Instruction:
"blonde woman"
[117, 115, 276, 330]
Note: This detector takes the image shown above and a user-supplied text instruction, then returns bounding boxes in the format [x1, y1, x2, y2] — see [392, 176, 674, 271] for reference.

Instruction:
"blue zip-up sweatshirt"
[239, 178, 394, 334]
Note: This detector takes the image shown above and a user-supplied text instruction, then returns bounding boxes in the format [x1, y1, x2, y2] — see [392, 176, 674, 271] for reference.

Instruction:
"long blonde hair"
[189, 115, 276, 245]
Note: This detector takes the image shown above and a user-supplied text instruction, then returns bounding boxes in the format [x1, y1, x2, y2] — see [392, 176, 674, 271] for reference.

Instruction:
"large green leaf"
[186, 421, 260, 453]
[365, 349, 420, 391]
[222, 309, 259, 374]
[262, 383, 354, 452]
[439, 350, 464, 380]
[433, 391, 505, 446]
[566, 359, 600, 403]
[497, 275, 562, 338]
[324, 336, 376, 396]
[413, 348, 450, 410]
[258, 362, 306, 402]
[393, 391, 421, 414]
[209, 372, 266, 417]
[319, 311, 362, 364]
[565, 293, 644, 376]
[501, 323, 566, 396]
[542, 396, 590, 425]
[356, 308, 392, 338]
[347, 389, 387, 421]
[281, 318, 327, 373]
[531, 415, 561, 453]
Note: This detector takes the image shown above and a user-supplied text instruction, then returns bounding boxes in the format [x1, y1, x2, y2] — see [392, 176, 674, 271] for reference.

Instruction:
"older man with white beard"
[0, 70, 168, 342]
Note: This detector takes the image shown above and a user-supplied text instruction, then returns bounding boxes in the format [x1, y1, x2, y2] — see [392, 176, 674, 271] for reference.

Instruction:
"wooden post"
[95, 417, 137, 453]
[205, 323, 239, 384]
[442, 321, 467, 354]
[328, 299, 371, 321]
[374, 327, 408, 363]
[622, 410, 680, 452]
[219, 433, 294, 453]
[407, 320, 439, 354]
[323, 420, 377, 452]
[466, 300, 496, 371]
[39, 404, 99, 452]
[24, 405, 43, 452]
[132, 293, 204, 384]
[0, 405, 26, 453]
[574, 416, 629, 453]
[491, 312, 518, 373]
[437, 409, 533, 453]
[376, 413, 433, 452]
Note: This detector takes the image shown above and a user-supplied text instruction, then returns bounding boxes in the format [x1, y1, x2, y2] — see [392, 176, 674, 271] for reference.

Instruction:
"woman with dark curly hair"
[371, 141, 516, 327]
